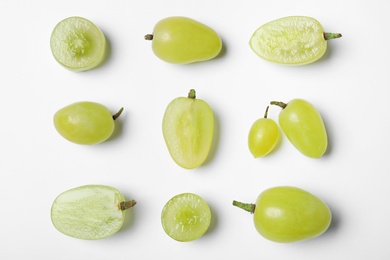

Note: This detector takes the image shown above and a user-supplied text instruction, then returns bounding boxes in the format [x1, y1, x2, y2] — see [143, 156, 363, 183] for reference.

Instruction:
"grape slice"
[51, 185, 136, 240]
[161, 193, 211, 242]
[50, 16, 106, 71]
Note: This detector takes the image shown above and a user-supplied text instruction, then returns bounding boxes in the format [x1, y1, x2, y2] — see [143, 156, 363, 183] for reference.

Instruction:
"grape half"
[271, 99, 327, 158]
[250, 16, 342, 65]
[51, 185, 136, 240]
[50, 16, 106, 71]
[145, 16, 222, 64]
[161, 193, 211, 242]
[53, 101, 123, 145]
[233, 186, 331, 243]
[162, 89, 214, 169]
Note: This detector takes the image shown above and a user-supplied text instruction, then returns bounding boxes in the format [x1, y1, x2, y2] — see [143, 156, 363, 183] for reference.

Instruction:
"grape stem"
[264, 106, 269, 118]
[112, 107, 124, 120]
[119, 200, 137, 211]
[188, 89, 196, 99]
[144, 34, 153, 40]
[323, 32, 342, 40]
[270, 101, 287, 109]
[232, 200, 256, 214]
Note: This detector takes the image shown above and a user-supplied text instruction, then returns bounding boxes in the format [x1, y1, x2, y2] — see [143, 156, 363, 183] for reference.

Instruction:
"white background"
[1, 0, 389, 259]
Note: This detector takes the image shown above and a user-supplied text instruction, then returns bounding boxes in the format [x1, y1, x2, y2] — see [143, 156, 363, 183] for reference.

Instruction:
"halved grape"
[51, 185, 136, 240]
[53, 101, 123, 145]
[233, 186, 331, 243]
[162, 89, 214, 169]
[250, 16, 342, 65]
[161, 193, 211, 242]
[145, 16, 222, 64]
[50, 16, 106, 71]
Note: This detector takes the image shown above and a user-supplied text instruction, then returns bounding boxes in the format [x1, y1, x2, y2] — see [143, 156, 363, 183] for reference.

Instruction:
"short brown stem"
[144, 34, 153, 40]
[119, 200, 137, 211]
[112, 107, 124, 120]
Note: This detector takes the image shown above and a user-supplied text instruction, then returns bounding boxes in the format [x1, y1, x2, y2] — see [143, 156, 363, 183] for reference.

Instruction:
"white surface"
[1, 0, 389, 259]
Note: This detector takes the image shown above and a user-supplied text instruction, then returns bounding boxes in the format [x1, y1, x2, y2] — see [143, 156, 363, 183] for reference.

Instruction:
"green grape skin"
[51, 185, 136, 240]
[161, 193, 211, 242]
[271, 99, 327, 158]
[249, 16, 342, 65]
[233, 186, 331, 243]
[53, 101, 123, 145]
[162, 89, 214, 169]
[145, 16, 222, 64]
[50, 16, 106, 71]
[248, 106, 279, 157]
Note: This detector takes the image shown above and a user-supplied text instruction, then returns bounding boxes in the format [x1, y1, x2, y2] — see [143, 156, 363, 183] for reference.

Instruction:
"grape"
[161, 193, 211, 242]
[50, 16, 106, 71]
[248, 106, 279, 157]
[249, 16, 342, 65]
[270, 99, 327, 158]
[53, 101, 123, 145]
[145, 16, 222, 64]
[162, 89, 214, 169]
[51, 185, 136, 240]
[233, 186, 331, 243]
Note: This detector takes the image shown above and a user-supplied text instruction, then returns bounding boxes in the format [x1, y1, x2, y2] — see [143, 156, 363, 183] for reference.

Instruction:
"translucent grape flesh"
[53, 101, 115, 145]
[50, 16, 106, 71]
[161, 193, 211, 242]
[162, 91, 214, 169]
[248, 118, 279, 157]
[253, 186, 331, 243]
[51, 185, 127, 240]
[149, 16, 222, 64]
[250, 16, 327, 65]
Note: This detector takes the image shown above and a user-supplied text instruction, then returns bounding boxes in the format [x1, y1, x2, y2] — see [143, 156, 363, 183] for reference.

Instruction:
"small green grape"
[53, 101, 123, 145]
[233, 186, 331, 243]
[145, 16, 222, 64]
[271, 99, 327, 158]
[161, 193, 211, 242]
[250, 16, 342, 65]
[51, 185, 136, 240]
[50, 16, 106, 71]
[162, 89, 214, 169]
[248, 106, 279, 157]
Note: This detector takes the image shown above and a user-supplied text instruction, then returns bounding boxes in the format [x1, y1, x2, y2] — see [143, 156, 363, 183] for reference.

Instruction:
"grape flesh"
[50, 16, 106, 71]
[233, 186, 331, 243]
[250, 16, 341, 65]
[145, 16, 222, 64]
[162, 89, 214, 169]
[51, 185, 136, 240]
[53, 101, 122, 145]
[161, 193, 211, 242]
[271, 99, 327, 158]
[248, 106, 279, 157]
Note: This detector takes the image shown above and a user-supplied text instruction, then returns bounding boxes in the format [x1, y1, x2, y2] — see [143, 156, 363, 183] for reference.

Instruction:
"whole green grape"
[53, 101, 123, 145]
[50, 16, 106, 71]
[51, 185, 136, 240]
[271, 99, 327, 158]
[250, 16, 342, 65]
[145, 16, 222, 64]
[161, 193, 211, 242]
[162, 89, 214, 169]
[248, 106, 279, 157]
[233, 186, 331, 243]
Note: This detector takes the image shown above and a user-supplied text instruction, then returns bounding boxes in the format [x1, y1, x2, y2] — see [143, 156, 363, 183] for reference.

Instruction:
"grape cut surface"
[51, 185, 136, 240]
[50, 16, 106, 71]
[161, 193, 211, 242]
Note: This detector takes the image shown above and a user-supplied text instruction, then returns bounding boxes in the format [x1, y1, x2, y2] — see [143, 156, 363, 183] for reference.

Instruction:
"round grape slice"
[161, 193, 211, 242]
[50, 16, 106, 71]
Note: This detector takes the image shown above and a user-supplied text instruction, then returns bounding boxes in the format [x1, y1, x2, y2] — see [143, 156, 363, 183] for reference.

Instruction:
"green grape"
[250, 16, 342, 65]
[50, 16, 106, 71]
[53, 101, 123, 145]
[51, 185, 136, 240]
[233, 186, 331, 243]
[270, 99, 327, 158]
[145, 16, 222, 64]
[248, 106, 279, 157]
[162, 89, 214, 169]
[161, 193, 211, 242]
